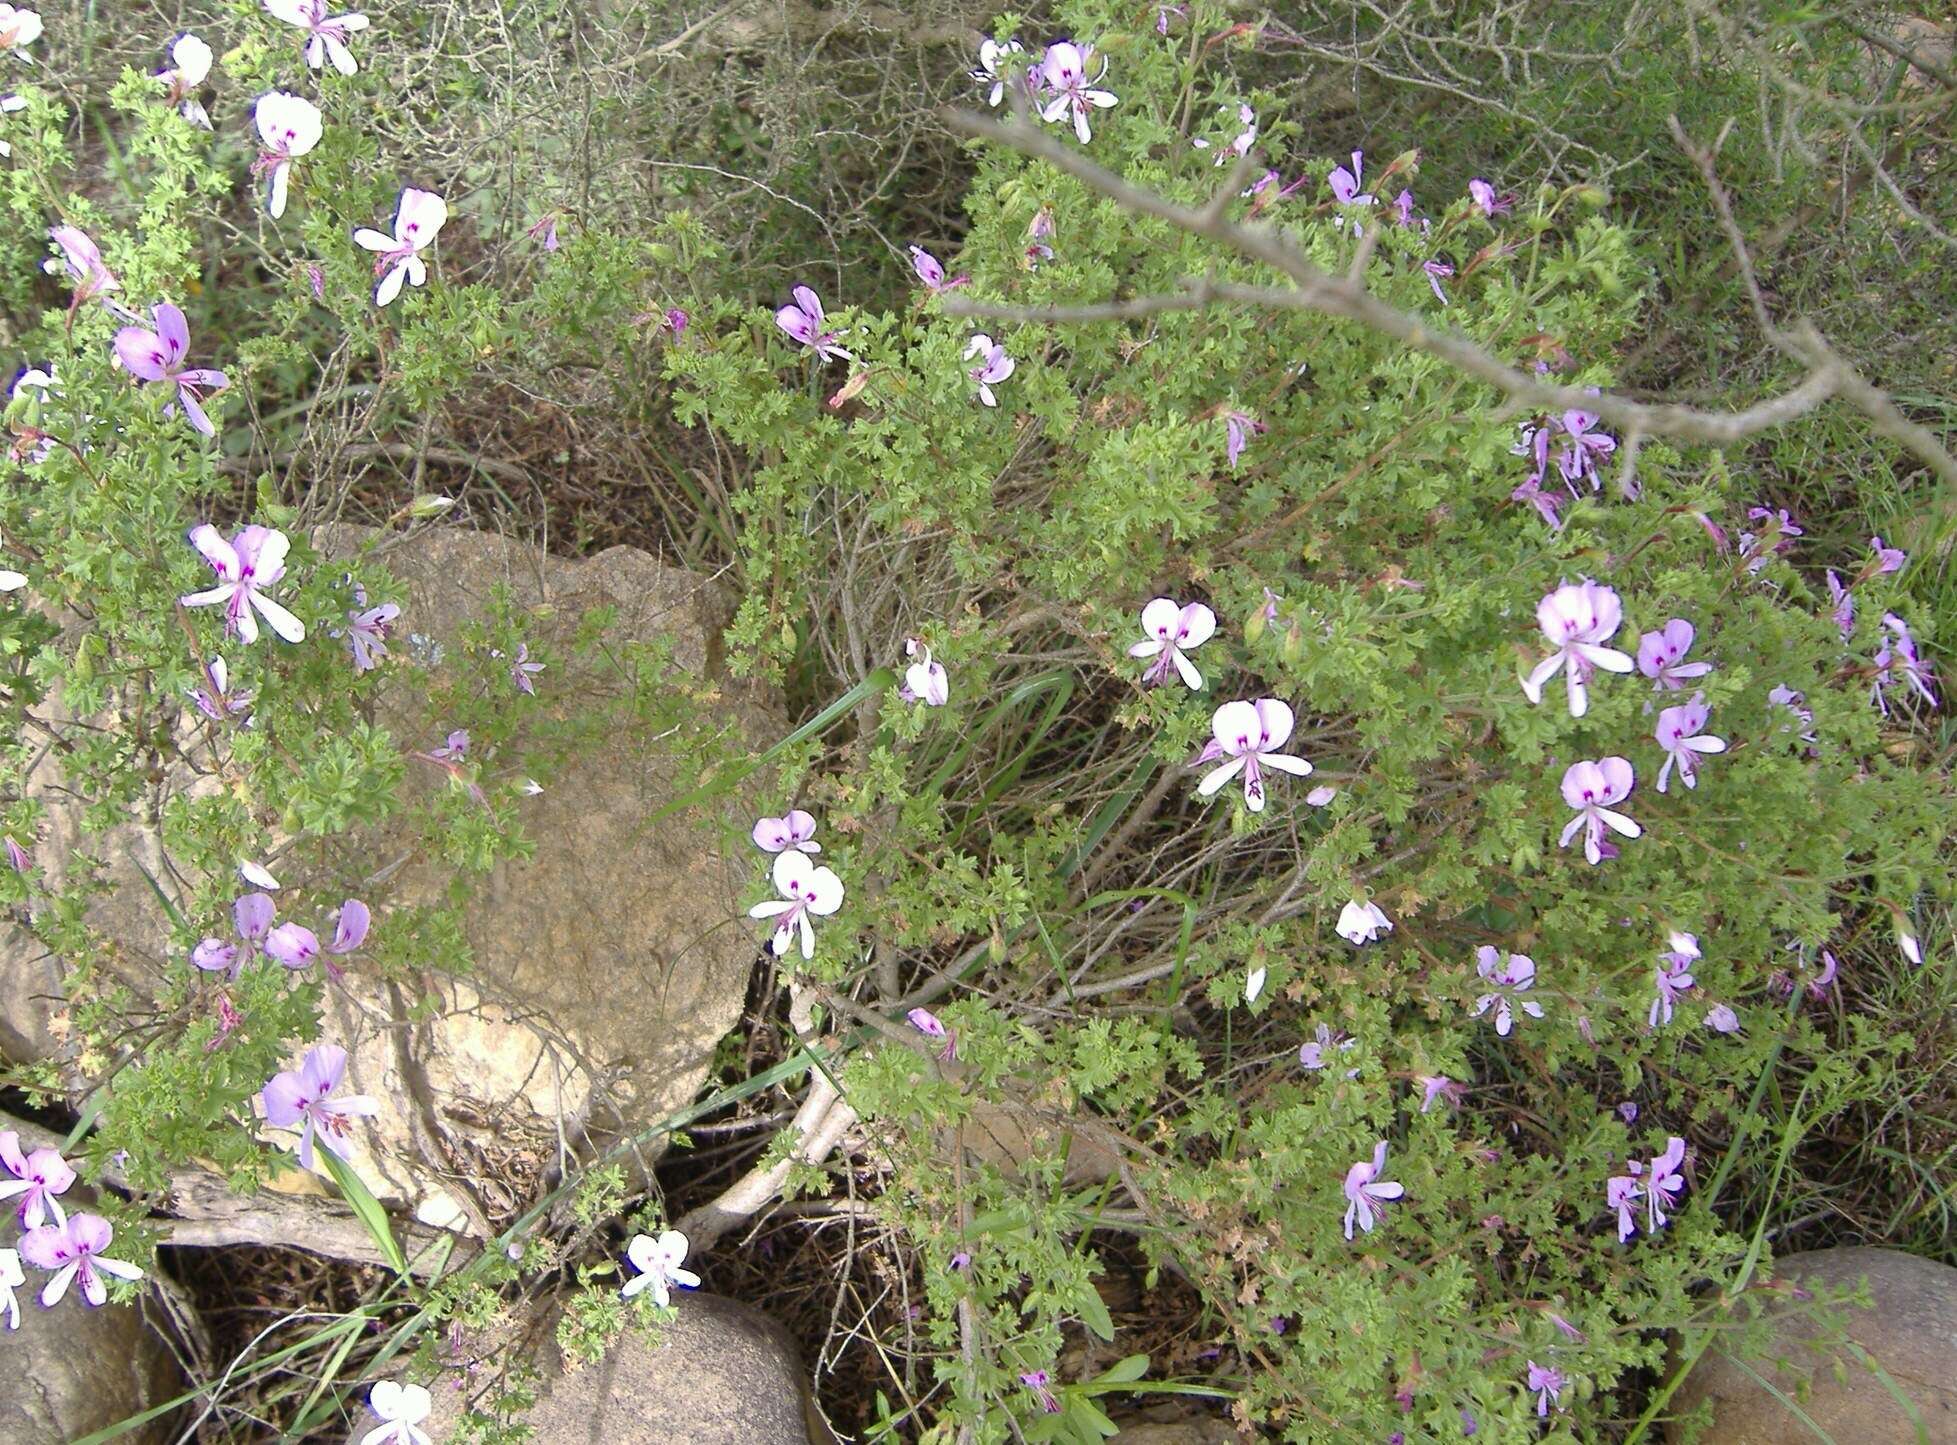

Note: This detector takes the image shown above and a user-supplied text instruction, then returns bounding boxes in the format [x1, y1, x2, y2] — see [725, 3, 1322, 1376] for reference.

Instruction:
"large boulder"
[0, 1288, 183, 1444]
[1667, 1246, 1957, 1444]
[3, 526, 777, 1234]
[419, 1292, 821, 1445]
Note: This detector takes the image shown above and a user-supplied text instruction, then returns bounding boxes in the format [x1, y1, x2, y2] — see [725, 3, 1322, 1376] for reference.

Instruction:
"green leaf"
[318, 1147, 410, 1280]
[1077, 1281, 1116, 1342]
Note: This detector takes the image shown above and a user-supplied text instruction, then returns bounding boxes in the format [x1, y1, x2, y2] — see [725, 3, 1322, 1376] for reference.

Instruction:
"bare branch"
[943, 110, 1957, 490]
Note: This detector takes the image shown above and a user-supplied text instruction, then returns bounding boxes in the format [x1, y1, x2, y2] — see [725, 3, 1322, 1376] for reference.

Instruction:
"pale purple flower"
[427, 728, 468, 762]
[1327, 150, 1372, 207]
[948, 1249, 971, 1271]
[748, 849, 845, 960]
[908, 245, 968, 292]
[621, 1230, 700, 1306]
[1020, 1370, 1062, 1414]
[1521, 581, 1633, 718]
[1024, 207, 1056, 268]
[1873, 612, 1937, 713]
[1617, 1101, 1638, 1124]
[1212, 102, 1256, 165]
[1705, 1004, 1741, 1034]
[1768, 684, 1817, 746]
[1342, 1140, 1404, 1240]
[526, 212, 559, 251]
[330, 899, 371, 955]
[1129, 598, 1216, 690]
[180, 524, 303, 642]
[1827, 570, 1855, 642]
[157, 33, 212, 128]
[240, 858, 281, 891]
[19, 1213, 143, 1308]
[305, 261, 326, 301]
[1606, 1165, 1643, 1242]
[505, 642, 544, 694]
[969, 37, 1024, 108]
[192, 890, 275, 977]
[1196, 700, 1312, 813]
[1869, 536, 1906, 575]
[187, 655, 252, 720]
[1392, 188, 1416, 226]
[45, 225, 121, 320]
[901, 638, 949, 706]
[0, 5, 40, 61]
[251, 91, 322, 219]
[0, 1247, 20, 1330]
[1511, 475, 1564, 531]
[1223, 409, 1265, 469]
[116, 304, 230, 437]
[773, 284, 851, 362]
[1262, 587, 1282, 623]
[1038, 41, 1117, 144]
[1336, 899, 1392, 946]
[0, 1131, 72, 1228]
[1655, 694, 1726, 793]
[964, 333, 1014, 406]
[1526, 1362, 1565, 1417]
[1298, 1022, 1358, 1077]
[360, 1381, 434, 1445]
[264, 0, 369, 75]
[1558, 758, 1639, 865]
[1648, 948, 1696, 1028]
[1691, 510, 1730, 553]
[1556, 408, 1617, 488]
[1548, 1311, 1586, 1342]
[265, 921, 320, 970]
[1417, 1075, 1465, 1113]
[6, 362, 55, 464]
[752, 810, 820, 854]
[3, 835, 27, 873]
[1421, 259, 1452, 304]
[353, 188, 446, 309]
[1468, 178, 1512, 217]
[1738, 506, 1802, 576]
[336, 587, 399, 672]
[907, 1008, 955, 1061]
[1306, 784, 1337, 807]
[261, 1044, 379, 1172]
[1644, 1136, 1687, 1234]
[1473, 947, 1544, 1036]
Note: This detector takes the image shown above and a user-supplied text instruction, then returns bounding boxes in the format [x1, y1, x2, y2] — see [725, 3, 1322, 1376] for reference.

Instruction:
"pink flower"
[1558, 758, 1639, 866]
[773, 285, 851, 363]
[0, 1131, 73, 1229]
[907, 1008, 955, 1062]
[354, 187, 448, 308]
[748, 849, 845, 960]
[1705, 1004, 1741, 1034]
[1827, 571, 1855, 642]
[263, 0, 369, 75]
[1421, 259, 1453, 304]
[1635, 619, 1712, 692]
[115, 304, 230, 437]
[1223, 410, 1265, 469]
[1654, 694, 1727, 793]
[1327, 150, 1372, 207]
[908, 245, 968, 292]
[1298, 1022, 1358, 1076]
[1019, 1370, 1062, 1414]
[251, 91, 323, 219]
[1521, 582, 1633, 718]
[180, 524, 304, 643]
[752, 810, 820, 854]
[187, 655, 252, 720]
[900, 638, 949, 707]
[1555, 407, 1617, 489]
[1869, 536, 1906, 575]
[1648, 946, 1696, 1028]
[265, 921, 320, 970]
[3, 834, 27, 874]
[1510, 475, 1564, 531]
[1037, 41, 1117, 143]
[1129, 598, 1216, 690]
[527, 212, 560, 251]
[1342, 1140, 1404, 1240]
[1335, 899, 1392, 946]
[330, 899, 371, 955]
[45, 225, 121, 321]
[1644, 1136, 1687, 1234]
[1605, 1165, 1643, 1242]
[505, 642, 544, 694]
[19, 1213, 143, 1308]
[1196, 700, 1312, 814]
[1472, 947, 1543, 1036]
[260, 1044, 380, 1172]
[335, 585, 399, 672]
[1872, 612, 1938, 714]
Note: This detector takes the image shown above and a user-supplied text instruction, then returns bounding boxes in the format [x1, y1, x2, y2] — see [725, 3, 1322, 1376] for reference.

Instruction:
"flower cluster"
[0, 1133, 144, 1320]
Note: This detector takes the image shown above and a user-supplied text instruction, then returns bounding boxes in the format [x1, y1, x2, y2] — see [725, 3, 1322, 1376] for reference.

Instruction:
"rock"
[420, 1292, 822, 1445]
[1108, 1419, 1239, 1443]
[2, 526, 778, 1236]
[0, 1290, 182, 1443]
[1667, 1246, 1957, 1444]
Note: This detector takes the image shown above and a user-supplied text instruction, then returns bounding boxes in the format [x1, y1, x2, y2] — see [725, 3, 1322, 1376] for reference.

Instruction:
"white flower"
[1196, 699, 1312, 813]
[180, 524, 307, 644]
[1558, 758, 1640, 866]
[1244, 965, 1266, 1004]
[1335, 899, 1392, 946]
[1472, 947, 1544, 1036]
[0, 91, 26, 157]
[354, 187, 448, 308]
[0, 6, 42, 61]
[238, 858, 281, 891]
[1128, 598, 1215, 690]
[251, 91, 323, 220]
[359, 1381, 433, 1445]
[1520, 580, 1633, 718]
[1654, 694, 1727, 793]
[963, 333, 1014, 407]
[621, 1229, 700, 1308]
[264, 0, 370, 76]
[748, 850, 845, 960]
[968, 37, 1024, 108]
[1038, 41, 1117, 143]
[159, 33, 213, 128]
[0, 1247, 21, 1330]
[901, 638, 949, 706]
